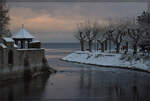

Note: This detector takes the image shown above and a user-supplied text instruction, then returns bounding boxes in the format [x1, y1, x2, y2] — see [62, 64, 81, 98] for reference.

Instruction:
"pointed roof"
[12, 25, 35, 39]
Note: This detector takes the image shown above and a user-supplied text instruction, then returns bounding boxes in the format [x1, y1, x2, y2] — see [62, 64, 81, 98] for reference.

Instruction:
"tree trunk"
[133, 44, 137, 55]
[126, 41, 128, 52]
[80, 40, 84, 51]
[101, 42, 104, 52]
[88, 40, 92, 52]
[96, 42, 99, 51]
[116, 43, 120, 53]
[109, 39, 111, 52]
[105, 40, 107, 50]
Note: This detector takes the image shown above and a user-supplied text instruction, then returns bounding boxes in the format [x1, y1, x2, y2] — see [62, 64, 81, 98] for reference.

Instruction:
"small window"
[25, 41, 28, 49]
[18, 41, 21, 49]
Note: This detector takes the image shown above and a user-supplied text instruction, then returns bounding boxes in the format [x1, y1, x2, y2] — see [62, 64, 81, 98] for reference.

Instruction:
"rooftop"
[12, 27, 35, 39]
[30, 39, 40, 43]
[0, 43, 7, 48]
[3, 37, 14, 42]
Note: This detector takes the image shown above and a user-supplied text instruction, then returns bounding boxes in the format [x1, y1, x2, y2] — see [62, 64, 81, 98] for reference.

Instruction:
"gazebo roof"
[12, 27, 35, 39]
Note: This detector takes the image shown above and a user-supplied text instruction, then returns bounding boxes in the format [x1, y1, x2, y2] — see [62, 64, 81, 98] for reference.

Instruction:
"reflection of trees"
[79, 67, 93, 97]
[87, 68, 92, 89]
[80, 67, 84, 89]
[107, 79, 124, 101]
[86, 68, 92, 97]
[132, 85, 139, 101]
[78, 69, 150, 100]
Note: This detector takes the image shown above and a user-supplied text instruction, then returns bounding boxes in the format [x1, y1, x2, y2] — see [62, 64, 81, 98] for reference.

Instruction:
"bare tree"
[74, 23, 86, 51]
[127, 26, 145, 55]
[84, 21, 100, 52]
[105, 26, 114, 52]
[105, 17, 136, 53]
[97, 33, 105, 52]
[137, 11, 150, 26]
[97, 27, 109, 52]
[108, 23, 126, 53]
[0, 0, 10, 37]
[137, 11, 150, 53]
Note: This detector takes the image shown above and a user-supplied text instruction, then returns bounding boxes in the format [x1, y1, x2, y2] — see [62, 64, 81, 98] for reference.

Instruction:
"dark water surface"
[1, 43, 150, 101]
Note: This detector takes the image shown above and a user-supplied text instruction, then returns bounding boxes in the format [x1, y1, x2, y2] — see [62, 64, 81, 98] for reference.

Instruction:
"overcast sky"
[8, 2, 147, 42]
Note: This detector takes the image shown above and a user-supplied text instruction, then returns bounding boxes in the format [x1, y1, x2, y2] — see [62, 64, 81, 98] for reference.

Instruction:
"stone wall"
[0, 48, 50, 80]
[14, 49, 45, 71]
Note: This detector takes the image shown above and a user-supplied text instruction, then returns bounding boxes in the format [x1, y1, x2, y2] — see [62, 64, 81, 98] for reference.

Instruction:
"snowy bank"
[62, 51, 150, 72]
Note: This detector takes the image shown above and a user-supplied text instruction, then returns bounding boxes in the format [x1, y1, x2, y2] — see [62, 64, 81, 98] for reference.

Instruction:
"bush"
[86, 54, 92, 59]
[143, 55, 150, 61]
[120, 54, 127, 60]
[125, 55, 133, 61]
[95, 54, 104, 58]
[133, 55, 141, 61]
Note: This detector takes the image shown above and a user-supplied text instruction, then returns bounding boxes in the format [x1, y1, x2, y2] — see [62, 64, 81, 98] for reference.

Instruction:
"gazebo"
[12, 25, 35, 49]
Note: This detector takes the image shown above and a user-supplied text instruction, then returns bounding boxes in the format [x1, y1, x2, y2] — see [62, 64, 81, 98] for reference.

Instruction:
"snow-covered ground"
[62, 51, 150, 72]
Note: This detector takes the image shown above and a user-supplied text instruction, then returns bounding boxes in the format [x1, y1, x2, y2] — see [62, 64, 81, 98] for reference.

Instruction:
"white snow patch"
[12, 28, 35, 39]
[62, 51, 150, 72]
[14, 43, 18, 48]
[3, 37, 14, 42]
[0, 43, 7, 48]
[30, 39, 40, 43]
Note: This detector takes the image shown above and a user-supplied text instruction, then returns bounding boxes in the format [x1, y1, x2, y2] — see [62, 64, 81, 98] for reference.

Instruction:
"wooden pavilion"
[12, 25, 35, 49]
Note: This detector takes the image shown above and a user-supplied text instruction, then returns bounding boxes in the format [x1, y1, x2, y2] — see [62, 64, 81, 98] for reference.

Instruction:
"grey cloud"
[8, 2, 147, 42]
[9, 2, 147, 19]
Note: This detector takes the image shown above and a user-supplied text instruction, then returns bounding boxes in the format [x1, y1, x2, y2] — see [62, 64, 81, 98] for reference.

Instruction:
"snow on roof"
[3, 37, 14, 42]
[12, 28, 35, 39]
[30, 39, 40, 43]
[0, 43, 7, 48]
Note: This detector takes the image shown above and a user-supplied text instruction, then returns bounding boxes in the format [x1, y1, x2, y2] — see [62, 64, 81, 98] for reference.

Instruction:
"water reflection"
[44, 49, 150, 101]
[0, 48, 150, 101]
[76, 68, 150, 101]
[37, 66, 150, 101]
[0, 74, 50, 101]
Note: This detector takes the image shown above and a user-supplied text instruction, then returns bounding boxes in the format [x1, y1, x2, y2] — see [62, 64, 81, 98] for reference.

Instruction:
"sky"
[8, 2, 148, 42]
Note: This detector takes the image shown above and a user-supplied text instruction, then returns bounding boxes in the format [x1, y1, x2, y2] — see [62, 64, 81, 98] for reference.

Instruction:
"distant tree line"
[75, 11, 150, 55]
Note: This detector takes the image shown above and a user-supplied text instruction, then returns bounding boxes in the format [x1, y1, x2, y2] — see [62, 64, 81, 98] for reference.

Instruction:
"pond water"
[0, 43, 150, 101]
